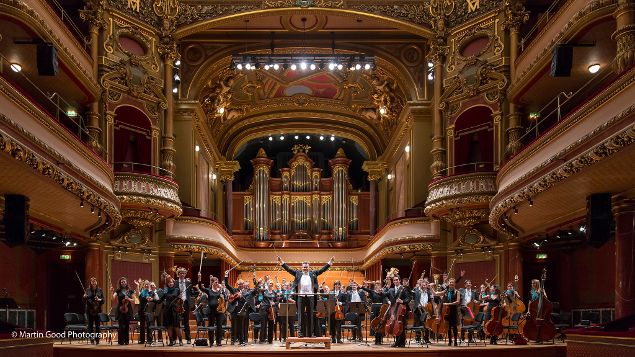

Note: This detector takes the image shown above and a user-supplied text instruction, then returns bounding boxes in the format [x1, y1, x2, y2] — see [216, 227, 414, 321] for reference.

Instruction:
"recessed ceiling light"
[330, 135, 335, 141]
[279, 135, 284, 140]
[294, 135, 299, 139]
[319, 135, 324, 140]
[268, 136, 273, 141]
[290, 64, 297, 70]
[305, 135, 310, 139]
[588, 64, 601, 74]
[10, 63, 22, 72]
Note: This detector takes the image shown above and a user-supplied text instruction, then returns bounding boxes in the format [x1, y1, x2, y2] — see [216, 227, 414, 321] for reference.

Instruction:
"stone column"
[614, 0, 635, 73]
[158, 43, 179, 179]
[84, 242, 102, 287]
[613, 197, 635, 318]
[362, 161, 387, 236]
[430, 58, 446, 178]
[216, 160, 240, 232]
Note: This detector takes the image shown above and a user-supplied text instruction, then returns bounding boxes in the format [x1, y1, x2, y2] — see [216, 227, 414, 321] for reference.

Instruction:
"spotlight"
[328, 63, 336, 70]
[65, 241, 70, 247]
[514, 207, 518, 215]
[174, 59, 181, 66]
[91, 206, 95, 214]
[80, 199, 84, 208]
[98, 209, 102, 218]
[319, 135, 324, 140]
[172, 87, 178, 93]
[588, 64, 601, 74]
[387, 173, 393, 180]
[268, 136, 273, 141]
[195, 145, 200, 152]
[428, 62, 434, 68]
[10, 63, 22, 72]
[264, 64, 270, 70]
[337, 64, 343, 70]
[355, 64, 361, 70]
[529, 199, 533, 207]
[174, 74, 180, 82]
[31, 228, 36, 234]
[273, 64, 280, 70]
[237, 63, 243, 70]
[73, 242, 77, 247]
[294, 135, 299, 139]
[330, 135, 335, 142]
[428, 73, 434, 80]
[568, 229, 573, 235]
[306, 135, 310, 139]
[364, 63, 371, 70]
[405, 145, 411, 153]
[310, 63, 316, 70]
[212, 173, 217, 180]
[300, 62, 307, 70]
[579, 225, 586, 233]
[290, 64, 297, 70]
[279, 135, 284, 140]
[533, 242, 540, 248]
[41, 232, 46, 237]
[379, 106, 387, 115]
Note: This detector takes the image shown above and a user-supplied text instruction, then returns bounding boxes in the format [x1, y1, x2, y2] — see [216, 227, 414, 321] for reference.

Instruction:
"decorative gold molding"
[113, 173, 182, 218]
[362, 160, 387, 181]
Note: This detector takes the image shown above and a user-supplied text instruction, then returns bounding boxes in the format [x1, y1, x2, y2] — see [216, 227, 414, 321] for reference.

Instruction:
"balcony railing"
[45, 0, 88, 50]
[434, 162, 496, 178]
[113, 162, 173, 178]
[0, 52, 102, 156]
[520, 0, 568, 51]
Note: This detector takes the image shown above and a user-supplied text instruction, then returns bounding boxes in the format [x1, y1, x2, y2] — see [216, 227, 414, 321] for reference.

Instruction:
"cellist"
[442, 278, 461, 346]
[387, 275, 411, 348]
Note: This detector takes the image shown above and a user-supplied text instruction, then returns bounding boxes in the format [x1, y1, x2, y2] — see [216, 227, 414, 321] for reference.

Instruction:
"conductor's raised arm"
[316, 256, 335, 275]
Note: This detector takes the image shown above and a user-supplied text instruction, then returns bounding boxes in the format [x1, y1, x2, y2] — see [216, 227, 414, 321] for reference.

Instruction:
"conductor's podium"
[285, 336, 332, 349]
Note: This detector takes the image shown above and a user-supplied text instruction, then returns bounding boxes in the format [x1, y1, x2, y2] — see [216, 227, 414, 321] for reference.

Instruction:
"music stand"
[279, 303, 297, 342]
[348, 302, 366, 344]
[325, 295, 337, 338]
[315, 299, 328, 337]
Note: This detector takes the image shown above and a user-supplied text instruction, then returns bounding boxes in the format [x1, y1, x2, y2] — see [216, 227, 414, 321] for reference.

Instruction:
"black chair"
[405, 323, 427, 347]
[340, 312, 359, 341]
[145, 312, 167, 347]
[503, 312, 522, 344]
[108, 314, 120, 344]
[552, 311, 571, 342]
[62, 313, 88, 344]
[249, 313, 262, 342]
[98, 313, 117, 345]
[460, 312, 486, 346]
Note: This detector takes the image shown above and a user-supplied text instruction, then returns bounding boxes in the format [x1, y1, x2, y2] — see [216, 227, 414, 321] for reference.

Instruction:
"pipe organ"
[239, 145, 367, 241]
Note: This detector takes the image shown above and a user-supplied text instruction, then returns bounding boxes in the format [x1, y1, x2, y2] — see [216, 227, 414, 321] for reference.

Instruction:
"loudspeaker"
[550, 44, 573, 77]
[586, 193, 612, 247]
[2, 194, 30, 246]
[37, 43, 58, 76]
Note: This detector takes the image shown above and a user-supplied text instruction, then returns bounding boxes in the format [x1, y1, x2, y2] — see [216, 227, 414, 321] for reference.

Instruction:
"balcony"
[425, 171, 497, 227]
[113, 168, 182, 245]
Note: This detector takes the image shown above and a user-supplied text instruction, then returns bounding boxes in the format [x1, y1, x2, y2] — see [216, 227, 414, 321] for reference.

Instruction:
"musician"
[278, 256, 334, 338]
[225, 273, 250, 346]
[111, 277, 134, 345]
[200, 276, 225, 346]
[328, 280, 345, 343]
[192, 281, 209, 326]
[277, 282, 296, 340]
[136, 280, 151, 344]
[459, 279, 479, 342]
[442, 278, 460, 346]
[256, 279, 276, 344]
[83, 277, 104, 344]
[345, 281, 366, 341]
[412, 278, 433, 344]
[361, 280, 386, 345]
[142, 282, 160, 345]
[175, 267, 193, 344]
[161, 276, 183, 346]
[388, 275, 411, 348]
[483, 284, 501, 345]
[505, 282, 522, 301]
[529, 279, 547, 302]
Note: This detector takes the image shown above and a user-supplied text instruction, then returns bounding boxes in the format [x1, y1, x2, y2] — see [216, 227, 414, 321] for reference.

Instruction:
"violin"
[268, 305, 276, 321]
[175, 297, 185, 314]
[228, 292, 241, 303]
[119, 290, 134, 314]
[334, 300, 345, 320]
[522, 269, 556, 342]
[217, 294, 227, 314]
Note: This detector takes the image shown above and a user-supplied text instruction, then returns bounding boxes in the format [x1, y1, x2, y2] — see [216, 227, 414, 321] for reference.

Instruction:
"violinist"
[83, 277, 104, 344]
[201, 275, 225, 346]
[345, 281, 366, 342]
[388, 276, 411, 348]
[256, 278, 276, 344]
[412, 278, 433, 344]
[329, 280, 345, 343]
[141, 281, 160, 345]
[161, 276, 183, 346]
[442, 278, 461, 346]
[136, 279, 151, 345]
[483, 284, 501, 345]
[225, 273, 249, 346]
[361, 280, 387, 345]
[278, 282, 296, 340]
[192, 281, 210, 327]
[175, 267, 193, 344]
[111, 277, 134, 345]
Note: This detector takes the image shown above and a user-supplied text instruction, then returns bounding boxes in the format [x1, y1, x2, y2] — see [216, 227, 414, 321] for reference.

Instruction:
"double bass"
[484, 288, 508, 337]
[384, 261, 415, 337]
[522, 269, 556, 342]
[503, 274, 526, 327]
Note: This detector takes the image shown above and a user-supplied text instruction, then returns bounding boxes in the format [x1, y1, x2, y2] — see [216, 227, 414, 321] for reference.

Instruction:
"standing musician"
[388, 275, 411, 348]
[505, 282, 522, 301]
[277, 256, 334, 338]
[224, 272, 245, 345]
[200, 276, 225, 346]
[161, 276, 183, 346]
[141, 281, 160, 345]
[529, 279, 547, 302]
[135, 280, 151, 345]
[329, 280, 345, 343]
[459, 279, 479, 342]
[442, 278, 460, 346]
[83, 277, 104, 345]
[192, 281, 210, 327]
[482, 284, 501, 345]
[175, 267, 193, 344]
[111, 277, 134, 345]
[361, 280, 388, 345]
[277, 282, 296, 340]
[345, 281, 366, 341]
[256, 279, 276, 344]
[412, 278, 433, 344]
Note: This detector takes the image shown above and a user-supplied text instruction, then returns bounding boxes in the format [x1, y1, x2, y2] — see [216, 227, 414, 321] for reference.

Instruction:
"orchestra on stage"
[82, 256, 555, 348]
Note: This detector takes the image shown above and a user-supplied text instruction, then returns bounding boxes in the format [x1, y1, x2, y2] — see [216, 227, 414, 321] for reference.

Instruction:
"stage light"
[264, 64, 270, 70]
[279, 135, 284, 140]
[364, 63, 371, 70]
[291, 64, 297, 70]
[237, 63, 243, 70]
[588, 64, 601, 74]
[172, 87, 178, 93]
[405, 145, 410, 153]
[174, 59, 181, 66]
[212, 173, 217, 180]
[80, 199, 84, 208]
[355, 64, 361, 70]
[91, 206, 95, 214]
[10, 63, 22, 72]
[428, 62, 434, 68]
[98, 209, 102, 218]
[387, 173, 393, 180]
[269, 136, 273, 141]
[217, 107, 225, 114]
[294, 135, 299, 139]
[427, 73, 434, 80]
[174, 74, 180, 81]
[579, 225, 586, 232]
[350, 65, 356, 71]
[300, 62, 307, 70]
[306, 135, 310, 139]
[514, 207, 518, 214]
[330, 135, 335, 142]
[73, 242, 77, 247]
[65, 241, 71, 247]
[337, 64, 343, 70]
[319, 135, 324, 140]
[195, 145, 200, 152]
[379, 106, 387, 115]
[245, 63, 252, 70]
[273, 64, 280, 70]
[529, 199, 533, 207]
[329, 63, 336, 70]
[310, 63, 316, 70]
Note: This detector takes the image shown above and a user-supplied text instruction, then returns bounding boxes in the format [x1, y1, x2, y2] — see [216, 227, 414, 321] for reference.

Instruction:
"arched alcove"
[113, 106, 153, 173]
[453, 106, 494, 174]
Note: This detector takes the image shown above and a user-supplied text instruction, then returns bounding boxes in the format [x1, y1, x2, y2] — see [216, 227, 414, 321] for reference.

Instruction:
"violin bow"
[74, 271, 87, 292]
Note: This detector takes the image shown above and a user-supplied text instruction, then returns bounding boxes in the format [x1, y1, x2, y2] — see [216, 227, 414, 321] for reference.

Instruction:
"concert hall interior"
[1, 0, 634, 357]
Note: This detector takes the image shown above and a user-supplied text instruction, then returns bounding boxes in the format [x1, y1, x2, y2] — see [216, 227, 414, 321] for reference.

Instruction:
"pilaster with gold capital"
[216, 161, 241, 182]
[362, 161, 387, 181]
[613, 1, 635, 73]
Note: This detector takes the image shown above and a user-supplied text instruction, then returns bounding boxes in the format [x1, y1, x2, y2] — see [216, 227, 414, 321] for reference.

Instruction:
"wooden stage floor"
[53, 340, 567, 357]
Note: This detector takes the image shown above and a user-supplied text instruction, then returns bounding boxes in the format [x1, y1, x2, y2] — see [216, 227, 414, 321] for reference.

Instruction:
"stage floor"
[53, 340, 567, 357]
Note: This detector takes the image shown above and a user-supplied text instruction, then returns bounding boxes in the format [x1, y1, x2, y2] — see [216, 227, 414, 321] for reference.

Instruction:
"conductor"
[277, 256, 334, 337]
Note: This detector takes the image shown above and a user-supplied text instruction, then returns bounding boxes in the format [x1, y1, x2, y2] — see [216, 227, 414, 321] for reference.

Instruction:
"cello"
[384, 261, 415, 337]
[522, 268, 556, 342]
[484, 286, 508, 337]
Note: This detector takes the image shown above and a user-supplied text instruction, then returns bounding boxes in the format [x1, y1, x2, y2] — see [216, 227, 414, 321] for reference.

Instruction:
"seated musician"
[413, 277, 433, 344]
[192, 281, 210, 327]
[345, 281, 366, 341]
[505, 282, 522, 301]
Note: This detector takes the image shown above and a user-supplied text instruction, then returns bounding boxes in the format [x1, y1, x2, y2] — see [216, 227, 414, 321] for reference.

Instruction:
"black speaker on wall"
[550, 44, 573, 77]
[37, 43, 59, 76]
[2, 194, 30, 246]
[586, 193, 613, 247]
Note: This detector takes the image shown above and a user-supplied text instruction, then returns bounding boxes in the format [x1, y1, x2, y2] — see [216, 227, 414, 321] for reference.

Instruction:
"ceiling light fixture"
[529, 199, 533, 207]
[405, 145, 411, 153]
[319, 135, 324, 141]
[514, 207, 518, 215]
[588, 63, 601, 74]
[268, 136, 273, 141]
[330, 135, 335, 142]
[305, 135, 310, 139]
[279, 135, 284, 140]
[10, 63, 22, 72]
[294, 135, 299, 139]
[195, 145, 200, 152]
